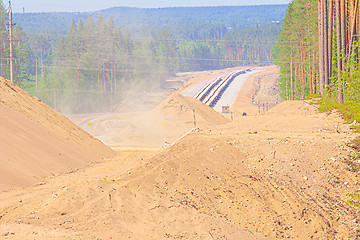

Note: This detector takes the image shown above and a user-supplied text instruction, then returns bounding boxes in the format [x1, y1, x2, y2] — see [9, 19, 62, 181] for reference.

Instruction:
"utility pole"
[193, 109, 197, 127]
[114, 62, 117, 93]
[41, 49, 44, 79]
[18, 41, 21, 85]
[76, 48, 80, 87]
[1, 47, 3, 77]
[54, 90, 57, 111]
[8, 0, 13, 82]
[35, 59, 38, 89]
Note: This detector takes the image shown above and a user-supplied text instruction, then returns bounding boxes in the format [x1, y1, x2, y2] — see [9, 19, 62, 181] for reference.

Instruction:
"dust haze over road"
[1, 65, 360, 239]
[75, 67, 266, 147]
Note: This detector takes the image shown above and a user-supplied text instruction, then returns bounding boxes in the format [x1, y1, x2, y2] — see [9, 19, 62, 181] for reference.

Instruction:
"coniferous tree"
[273, 0, 319, 99]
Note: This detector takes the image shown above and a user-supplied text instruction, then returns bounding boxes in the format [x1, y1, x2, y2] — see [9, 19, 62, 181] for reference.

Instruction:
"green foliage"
[307, 94, 321, 99]
[340, 104, 360, 123]
[0, 1, 30, 85]
[273, 0, 318, 100]
[320, 101, 360, 123]
[319, 41, 360, 125]
[16, 5, 285, 113]
[347, 194, 360, 213]
[14, 6, 287, 34]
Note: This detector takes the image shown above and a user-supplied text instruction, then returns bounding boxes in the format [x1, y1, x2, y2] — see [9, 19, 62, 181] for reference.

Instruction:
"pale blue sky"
[10, 0, 290, 13]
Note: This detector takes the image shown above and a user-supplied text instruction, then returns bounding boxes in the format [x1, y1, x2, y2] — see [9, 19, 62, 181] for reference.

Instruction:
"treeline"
[31, 16, 177, 113]
[176, 24, 280, 72]
[224, 24, 279, 66]
[274, 0, 360, 110]
[0, 3, 28, 85]
[272, 0, 318, 100]
[23, 14, 280, 113]
[0, 2, 285, 113]
[14, 6, 287, 33]
[317, 0, 360, 107]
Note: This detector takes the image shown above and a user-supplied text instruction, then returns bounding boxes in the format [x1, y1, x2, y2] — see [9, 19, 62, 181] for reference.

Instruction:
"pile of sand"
[153, 93, 230, 126]
[104, 93, 230, 146]
[1, 68, 359, 239]
[0, 149, 266, 240]
[267, 100, 316, 115]
[0, 78, 114, 192]
[0, 100, 358, 239]
[122, 100, 359, 239]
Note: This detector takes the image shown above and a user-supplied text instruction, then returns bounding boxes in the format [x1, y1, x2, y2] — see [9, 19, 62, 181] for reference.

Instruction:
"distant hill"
[14, 5, 287, 32]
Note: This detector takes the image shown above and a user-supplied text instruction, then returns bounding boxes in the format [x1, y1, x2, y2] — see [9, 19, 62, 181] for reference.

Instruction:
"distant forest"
[3, 5, 287, 113]
[14, 6, 286, 32]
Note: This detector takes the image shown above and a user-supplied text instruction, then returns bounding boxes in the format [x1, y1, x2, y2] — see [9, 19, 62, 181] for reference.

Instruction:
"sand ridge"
[1, 66, 359, 239]
[115, 93, 230, 146]
[0, 77, 115, 192]
[81, 82, 231, 147]
[1, 99, 359, 239]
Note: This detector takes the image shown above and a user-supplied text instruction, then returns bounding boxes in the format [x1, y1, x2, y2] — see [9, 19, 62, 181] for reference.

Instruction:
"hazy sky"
[10, 0, 290, 13]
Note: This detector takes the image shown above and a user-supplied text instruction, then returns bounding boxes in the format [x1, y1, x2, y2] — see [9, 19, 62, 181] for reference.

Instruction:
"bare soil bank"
[1, 67, 359, 239]
[0, 77, 115, 192]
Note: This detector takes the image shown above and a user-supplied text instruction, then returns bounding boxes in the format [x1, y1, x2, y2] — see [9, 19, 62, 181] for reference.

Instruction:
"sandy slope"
[0, 77, 115, 192]
[0, 150, 266, 239]
[76, 94, 229, 147]
[79, 74, 232, 147]
[114, 93, 230, 146]
[77, 66, 260, 147]
[231, 65, 280, 117]
[1, 67, 359, 239]
[1, 100, 358, 239]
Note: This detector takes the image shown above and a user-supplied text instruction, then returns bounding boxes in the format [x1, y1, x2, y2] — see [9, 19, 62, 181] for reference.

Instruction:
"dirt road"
[72, 66, 267, 147]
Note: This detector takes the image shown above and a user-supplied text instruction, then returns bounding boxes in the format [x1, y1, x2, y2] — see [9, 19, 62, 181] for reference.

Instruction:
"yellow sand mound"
[157, 94, 229, 125]
[121, 100, 358, 239]
[0, 78, 114, 192]
[267, 100, 317, 115]
[110, 93, 230, 146]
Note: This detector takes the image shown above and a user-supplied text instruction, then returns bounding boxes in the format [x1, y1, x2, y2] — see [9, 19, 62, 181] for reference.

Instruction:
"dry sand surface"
[0, 150, 267, 239]
[103, 94, 230, 146]
[77, 67, 245, 147]
[77, 66, 263, 147]
[230, 65, 281, 117]
[1, 66, 360, 239]
[0, 77, 115, 192]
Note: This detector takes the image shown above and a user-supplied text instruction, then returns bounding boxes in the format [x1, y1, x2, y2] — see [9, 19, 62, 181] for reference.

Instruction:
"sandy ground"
[1, 66, 360, 239]
[75, 66, 265, 147]
[74, 67, 249, 147]
[229, 65, 281, 117]
[212, 70, 263, 112]
[0, 77, 115, 192]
